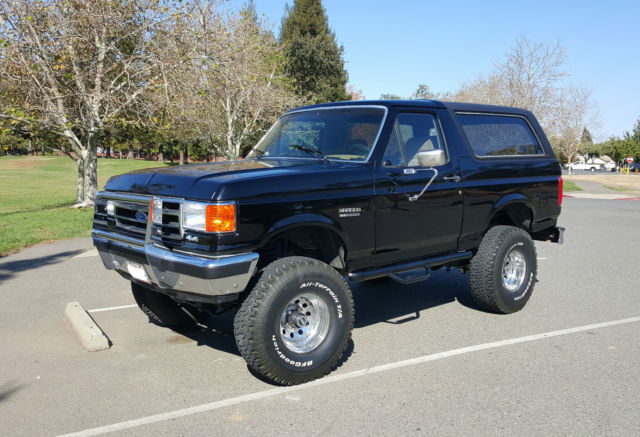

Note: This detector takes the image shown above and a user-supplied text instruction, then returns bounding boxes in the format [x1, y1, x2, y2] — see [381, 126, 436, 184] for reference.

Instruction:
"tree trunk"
[127, 139, 134, 159]
[74, 137, 98, 207]
[83, 141, 98, 205]
[157, 144, 164, 162]
[179, 145, 185, 165]
[76, 155, 85, 203]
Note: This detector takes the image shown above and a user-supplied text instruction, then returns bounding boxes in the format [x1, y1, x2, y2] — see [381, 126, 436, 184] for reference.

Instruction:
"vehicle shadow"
[351, 268, 479, 328]
[175, 311, 239, 356]
[0, 250, 84, 283]
[173, 269, 479, 375]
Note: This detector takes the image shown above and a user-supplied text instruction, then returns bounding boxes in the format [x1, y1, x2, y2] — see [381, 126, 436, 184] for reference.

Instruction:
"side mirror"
[416, 149, 446, 167]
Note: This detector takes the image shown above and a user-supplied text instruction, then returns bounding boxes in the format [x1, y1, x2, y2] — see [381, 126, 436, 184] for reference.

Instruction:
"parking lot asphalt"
[1, 197, 639, 437]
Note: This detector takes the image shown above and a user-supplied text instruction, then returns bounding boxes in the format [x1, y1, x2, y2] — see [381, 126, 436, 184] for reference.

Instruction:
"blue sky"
[236, 0, 639, 140]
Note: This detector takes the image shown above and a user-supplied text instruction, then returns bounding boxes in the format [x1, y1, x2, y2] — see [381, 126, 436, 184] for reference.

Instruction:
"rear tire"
[469, 226, 537, 314]
[131, 282, 197, 327]
[234, 256, 354, 385]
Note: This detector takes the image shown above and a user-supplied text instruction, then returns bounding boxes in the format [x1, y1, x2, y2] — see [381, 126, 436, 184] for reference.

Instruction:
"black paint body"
[101, 100, 562, 274]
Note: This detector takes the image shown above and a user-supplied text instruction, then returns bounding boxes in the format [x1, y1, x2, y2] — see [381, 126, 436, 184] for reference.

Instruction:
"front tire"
[234, 256, 354, 385]
[469, 226, 537, 314]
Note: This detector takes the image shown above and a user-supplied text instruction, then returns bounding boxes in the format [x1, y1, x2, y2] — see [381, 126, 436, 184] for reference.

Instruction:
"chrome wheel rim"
[502, 249, 527, 292]
[279, 294, 330, 353]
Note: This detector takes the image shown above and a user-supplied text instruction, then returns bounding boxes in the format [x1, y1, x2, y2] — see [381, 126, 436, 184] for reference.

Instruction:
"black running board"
[348, 251, 473, 283]
[389, 267, 430, 284]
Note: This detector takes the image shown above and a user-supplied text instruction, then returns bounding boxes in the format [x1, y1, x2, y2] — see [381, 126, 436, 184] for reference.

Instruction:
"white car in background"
[565, 162, 602, 172]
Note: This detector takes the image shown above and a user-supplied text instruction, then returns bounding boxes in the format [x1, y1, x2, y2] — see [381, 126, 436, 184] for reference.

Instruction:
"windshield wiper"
[289, 144, 329, 162]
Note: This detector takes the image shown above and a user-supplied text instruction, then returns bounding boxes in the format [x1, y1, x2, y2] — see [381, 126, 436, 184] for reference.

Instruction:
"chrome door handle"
[443, 175, 461, 182]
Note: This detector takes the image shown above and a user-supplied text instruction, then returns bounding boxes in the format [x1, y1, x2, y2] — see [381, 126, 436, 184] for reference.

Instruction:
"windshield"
[250, 107, 386, 161]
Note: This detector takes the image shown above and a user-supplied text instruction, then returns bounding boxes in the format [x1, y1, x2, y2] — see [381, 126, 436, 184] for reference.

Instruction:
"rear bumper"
[92, 229, 259, 299]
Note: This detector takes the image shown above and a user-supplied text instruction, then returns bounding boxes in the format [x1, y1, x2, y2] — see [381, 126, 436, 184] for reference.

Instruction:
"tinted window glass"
[457, 114, 543, 157]
[382, 112, 446, 167]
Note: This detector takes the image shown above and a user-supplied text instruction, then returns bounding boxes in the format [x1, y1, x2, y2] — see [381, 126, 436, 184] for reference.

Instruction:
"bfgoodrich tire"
[131, 282, 197, 327]
[469, 226, 537, 314]
[234, 256, 354, 385]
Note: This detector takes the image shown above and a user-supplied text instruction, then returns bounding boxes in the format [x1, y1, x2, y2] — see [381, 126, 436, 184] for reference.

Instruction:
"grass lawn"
[604, 185, 634, 192]
[0, 156, 172, 255]
[562, 180, 583, 192]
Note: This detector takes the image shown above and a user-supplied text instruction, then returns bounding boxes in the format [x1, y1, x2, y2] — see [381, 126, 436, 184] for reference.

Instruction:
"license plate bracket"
[126, 261, 150, 283]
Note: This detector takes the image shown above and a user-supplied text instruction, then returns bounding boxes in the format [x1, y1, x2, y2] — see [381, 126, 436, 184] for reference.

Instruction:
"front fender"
[261, 213, 348, 248]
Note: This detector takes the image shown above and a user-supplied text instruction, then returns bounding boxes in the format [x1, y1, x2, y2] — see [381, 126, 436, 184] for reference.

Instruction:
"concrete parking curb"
[65, 302, 110, 352]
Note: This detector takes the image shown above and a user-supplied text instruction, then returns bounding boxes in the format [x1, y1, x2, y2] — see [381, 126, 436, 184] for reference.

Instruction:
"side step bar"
[389, 267, 430, 285]
[348, 251, 473, 283]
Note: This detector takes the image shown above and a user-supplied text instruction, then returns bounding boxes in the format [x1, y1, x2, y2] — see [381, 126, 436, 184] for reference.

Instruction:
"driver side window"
[382, 112, 446, 167]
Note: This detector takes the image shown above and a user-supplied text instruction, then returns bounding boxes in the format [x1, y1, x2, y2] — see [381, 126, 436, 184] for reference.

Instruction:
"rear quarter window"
[457, 114, 543, 157]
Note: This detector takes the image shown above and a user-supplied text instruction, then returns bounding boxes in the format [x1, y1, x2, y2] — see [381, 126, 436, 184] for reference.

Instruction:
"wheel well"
[489, 203, 532, 230]
[257, 226, 346, 272]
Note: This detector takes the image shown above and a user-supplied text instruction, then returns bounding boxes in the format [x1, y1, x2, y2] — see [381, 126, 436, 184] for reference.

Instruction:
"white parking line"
[87, 304, 138, 313]
[56, 315, 640, 437]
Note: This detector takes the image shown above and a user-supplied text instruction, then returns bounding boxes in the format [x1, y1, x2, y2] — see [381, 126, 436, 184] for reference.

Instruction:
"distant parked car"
[564, 162, 602, 172]
[629, 162, 640, 173]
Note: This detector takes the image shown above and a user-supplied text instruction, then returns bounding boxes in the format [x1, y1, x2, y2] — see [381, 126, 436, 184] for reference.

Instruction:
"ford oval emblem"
[135, 211, 148, 222]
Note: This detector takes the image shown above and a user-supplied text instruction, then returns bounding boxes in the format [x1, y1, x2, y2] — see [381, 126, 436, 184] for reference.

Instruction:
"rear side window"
[457, 114, 543, 157]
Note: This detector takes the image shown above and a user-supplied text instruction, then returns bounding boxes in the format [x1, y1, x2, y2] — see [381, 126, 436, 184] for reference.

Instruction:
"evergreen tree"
[580, 127, 593, 146]
[280, 0, 349, 103]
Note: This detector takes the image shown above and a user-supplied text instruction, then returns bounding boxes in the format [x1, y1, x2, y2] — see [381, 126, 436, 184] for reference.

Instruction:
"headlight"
[106, 200, 115, 216]
[182, 201, 236, 233]
[151, 198, 163, 224]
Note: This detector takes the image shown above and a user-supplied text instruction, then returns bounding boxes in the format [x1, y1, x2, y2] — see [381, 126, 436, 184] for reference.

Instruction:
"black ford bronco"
[92, 100, 564, 385]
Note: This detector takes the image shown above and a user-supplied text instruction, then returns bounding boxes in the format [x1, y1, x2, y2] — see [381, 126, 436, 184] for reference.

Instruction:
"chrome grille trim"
[157, 197, 183, 240]
[95, 192, 186, 241]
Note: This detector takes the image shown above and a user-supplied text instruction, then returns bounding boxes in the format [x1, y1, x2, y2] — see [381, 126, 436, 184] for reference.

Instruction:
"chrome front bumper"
[92, 229, 259, 298]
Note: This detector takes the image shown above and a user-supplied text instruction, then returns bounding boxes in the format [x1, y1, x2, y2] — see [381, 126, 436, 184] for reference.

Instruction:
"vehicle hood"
[104, 159, 363, 201]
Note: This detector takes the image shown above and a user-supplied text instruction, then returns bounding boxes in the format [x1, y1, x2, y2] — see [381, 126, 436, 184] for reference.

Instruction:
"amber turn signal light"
[205, 204, 236, 233]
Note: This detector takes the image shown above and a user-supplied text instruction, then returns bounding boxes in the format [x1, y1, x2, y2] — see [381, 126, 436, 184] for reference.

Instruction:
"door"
[374, 110, 463, 266]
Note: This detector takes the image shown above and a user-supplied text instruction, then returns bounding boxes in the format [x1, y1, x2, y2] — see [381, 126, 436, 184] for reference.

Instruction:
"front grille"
[94, 193, 150, 238]
[94, 192, 185, 242]
[93, 202, 108, 228]
[159, 199, 183, 240]
[115, 200, 149, 235]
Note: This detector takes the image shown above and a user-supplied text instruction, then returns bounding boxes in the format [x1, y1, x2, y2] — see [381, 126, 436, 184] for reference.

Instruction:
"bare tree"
[0, 0, 184, 206]
[453, 36, 598, 167]
[190, 2, 303, 160]
[554, 87, 598, 170]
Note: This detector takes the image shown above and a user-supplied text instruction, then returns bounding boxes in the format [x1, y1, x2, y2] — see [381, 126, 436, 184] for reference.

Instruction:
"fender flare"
[260, 213, 349, 251]
[490, 194, 534, 229]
